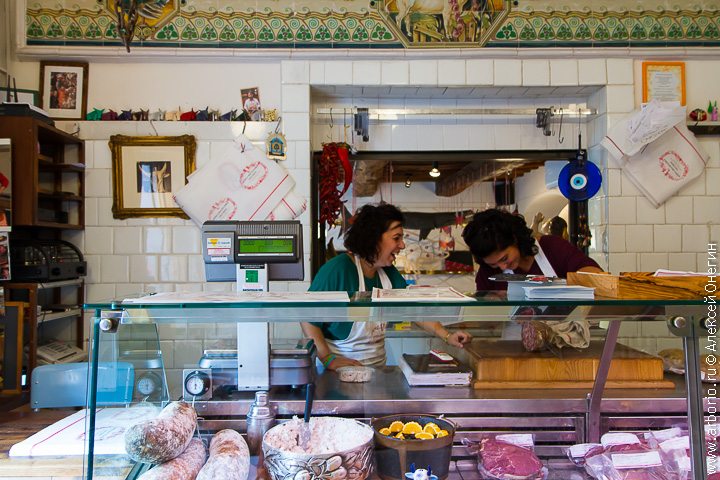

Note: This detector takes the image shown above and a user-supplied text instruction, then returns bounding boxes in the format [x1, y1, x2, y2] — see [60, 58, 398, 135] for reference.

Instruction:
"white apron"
[325, 255, 392, 367]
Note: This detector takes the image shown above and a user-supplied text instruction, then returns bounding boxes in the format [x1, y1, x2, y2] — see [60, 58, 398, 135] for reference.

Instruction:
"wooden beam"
[435, 160, 546, 197]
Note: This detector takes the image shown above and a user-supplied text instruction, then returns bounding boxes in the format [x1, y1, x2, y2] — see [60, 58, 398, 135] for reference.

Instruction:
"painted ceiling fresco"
[25, 0, 720, 48]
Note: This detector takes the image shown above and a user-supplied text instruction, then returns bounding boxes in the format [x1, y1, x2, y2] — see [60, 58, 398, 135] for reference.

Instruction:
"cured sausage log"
[197, 429, 250, 480]
[125, 401, 197, 464]
[137, 438, 207, 480]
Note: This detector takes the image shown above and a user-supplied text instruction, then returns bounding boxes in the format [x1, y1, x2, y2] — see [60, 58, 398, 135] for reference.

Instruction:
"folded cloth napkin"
[622, 122, 709, 208]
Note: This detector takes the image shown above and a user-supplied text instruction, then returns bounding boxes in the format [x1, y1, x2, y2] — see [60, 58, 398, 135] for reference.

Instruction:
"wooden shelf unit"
[0, 117, 85, 229]
[3, 279, 85, 385]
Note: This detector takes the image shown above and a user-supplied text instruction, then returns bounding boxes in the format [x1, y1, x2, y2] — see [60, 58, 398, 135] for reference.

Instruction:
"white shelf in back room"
[38, 308, 83, 324]
[37, 278, 84, 290]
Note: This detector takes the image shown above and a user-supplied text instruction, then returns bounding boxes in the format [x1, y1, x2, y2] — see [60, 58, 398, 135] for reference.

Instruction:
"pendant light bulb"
[404, 174, 412, 188]
[429, 162, 441, 178]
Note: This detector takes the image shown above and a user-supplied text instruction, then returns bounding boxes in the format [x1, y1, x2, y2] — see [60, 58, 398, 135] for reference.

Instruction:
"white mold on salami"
[197, 429, 250, 480]
[125, 401, 198, 464]
[137, 438, 207, 480]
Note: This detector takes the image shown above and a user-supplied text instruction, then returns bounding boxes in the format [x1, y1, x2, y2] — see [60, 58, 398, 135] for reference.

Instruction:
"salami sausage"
[137, 438, 207, 480]
[196, 429, 250, 480]
[125, 401, 197, 464]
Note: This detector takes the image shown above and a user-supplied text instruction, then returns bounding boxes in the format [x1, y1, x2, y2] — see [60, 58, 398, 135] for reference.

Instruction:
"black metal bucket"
[371, 414, 455, 480]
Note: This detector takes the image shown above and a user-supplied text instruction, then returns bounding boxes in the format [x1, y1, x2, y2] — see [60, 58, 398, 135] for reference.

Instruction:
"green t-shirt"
[309, 253, 407, 341]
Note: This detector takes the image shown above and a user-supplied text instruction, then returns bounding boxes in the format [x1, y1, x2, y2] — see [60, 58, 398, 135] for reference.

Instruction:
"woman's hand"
[447, 330, 473, 348]
[322, 354, 362, 371]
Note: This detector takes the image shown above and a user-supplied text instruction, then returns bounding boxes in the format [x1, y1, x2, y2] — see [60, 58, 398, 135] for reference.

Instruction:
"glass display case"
[82, 294, 709, 480]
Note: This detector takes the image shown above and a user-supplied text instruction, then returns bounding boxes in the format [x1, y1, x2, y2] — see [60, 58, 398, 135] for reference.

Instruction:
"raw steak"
[477, 438, 545, 480]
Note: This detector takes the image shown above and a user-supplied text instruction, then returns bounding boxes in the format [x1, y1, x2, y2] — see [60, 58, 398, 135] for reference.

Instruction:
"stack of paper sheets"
[522, 285, 595, 300]
[399, 353, 472, 387]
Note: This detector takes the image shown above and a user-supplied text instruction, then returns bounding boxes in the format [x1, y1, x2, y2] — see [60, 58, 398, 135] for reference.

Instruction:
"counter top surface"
[190, 367, 692, 416]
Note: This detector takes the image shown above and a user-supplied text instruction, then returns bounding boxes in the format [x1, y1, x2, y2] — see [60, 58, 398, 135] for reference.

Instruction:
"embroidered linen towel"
[622, 123, 708, 208]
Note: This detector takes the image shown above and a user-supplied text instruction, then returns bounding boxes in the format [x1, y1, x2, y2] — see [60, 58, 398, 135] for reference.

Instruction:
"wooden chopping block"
[467, 340, 675, 389]
[567, 271, 706, 299]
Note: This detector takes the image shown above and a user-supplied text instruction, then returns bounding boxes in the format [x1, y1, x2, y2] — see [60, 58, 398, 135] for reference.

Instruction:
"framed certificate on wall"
[642, 61, 686, 105]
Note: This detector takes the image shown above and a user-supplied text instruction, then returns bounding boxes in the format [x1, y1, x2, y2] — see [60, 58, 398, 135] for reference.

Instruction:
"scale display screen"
[237, 237, 295, 255]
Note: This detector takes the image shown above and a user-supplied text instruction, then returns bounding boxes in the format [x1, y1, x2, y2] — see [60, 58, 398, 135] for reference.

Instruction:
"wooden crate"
[467, 340, 674, 389]
[567, 271, 706, 300]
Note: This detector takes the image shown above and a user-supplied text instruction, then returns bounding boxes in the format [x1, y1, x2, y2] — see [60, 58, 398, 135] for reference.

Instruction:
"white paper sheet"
[9, 406, 159, 457]
[123, 291, 350, 304]
[371, 286, 474, 302]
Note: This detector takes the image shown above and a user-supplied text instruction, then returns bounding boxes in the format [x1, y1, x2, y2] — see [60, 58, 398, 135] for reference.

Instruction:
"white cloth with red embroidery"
[174, 132, 306, 225]
[601, 102, 709, 208]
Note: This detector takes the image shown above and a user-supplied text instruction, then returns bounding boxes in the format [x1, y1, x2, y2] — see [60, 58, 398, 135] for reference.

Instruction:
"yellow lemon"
[388, 421, 404, 433]
[436, 429, 449, 438]
[423, 423, 441, 434]
[395, 432, 405, 439]
[415, 432, 434, 440]
[379, 427, 392, 436]
[402, 421, 423, 435]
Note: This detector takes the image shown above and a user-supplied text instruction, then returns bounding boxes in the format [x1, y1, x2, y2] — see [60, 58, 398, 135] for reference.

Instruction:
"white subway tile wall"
[549, 59, 579, 86]
[578, 59, 607, 86]
[410, 60, 439, 86]
[522, 60, 550, 86]
[606, 59, 634, 85]
[438, 60, 467, 86]
[69, 57, 717, 377]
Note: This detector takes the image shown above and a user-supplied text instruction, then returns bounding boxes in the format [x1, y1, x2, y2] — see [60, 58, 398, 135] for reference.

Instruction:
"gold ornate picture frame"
[109, 135, 196, 219]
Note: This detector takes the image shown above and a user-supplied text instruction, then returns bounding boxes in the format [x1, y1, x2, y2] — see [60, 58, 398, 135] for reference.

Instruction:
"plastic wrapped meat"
[584, 448, 673, 480]
[474, 438, 546, 480]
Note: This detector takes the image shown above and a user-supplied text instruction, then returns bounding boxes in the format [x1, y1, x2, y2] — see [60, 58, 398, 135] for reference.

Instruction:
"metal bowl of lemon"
[371, 414, 455, 480]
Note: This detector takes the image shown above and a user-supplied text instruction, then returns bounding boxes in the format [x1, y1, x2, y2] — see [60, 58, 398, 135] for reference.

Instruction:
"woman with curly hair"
[301, 203, 472, 369]
[462, 208, 602, 292]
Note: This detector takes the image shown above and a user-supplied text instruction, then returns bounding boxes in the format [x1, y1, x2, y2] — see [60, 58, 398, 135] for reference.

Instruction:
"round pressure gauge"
[184, 370, 211, 397]
[136, 371, 162, 397]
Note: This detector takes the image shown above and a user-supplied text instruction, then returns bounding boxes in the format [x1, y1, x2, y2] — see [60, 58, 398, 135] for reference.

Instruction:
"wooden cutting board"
[567, 271, 705, 299]
[467, 340, 674, 389]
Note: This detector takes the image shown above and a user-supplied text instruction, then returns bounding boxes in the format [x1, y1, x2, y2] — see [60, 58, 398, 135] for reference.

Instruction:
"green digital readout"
[238, 237, 294, 254]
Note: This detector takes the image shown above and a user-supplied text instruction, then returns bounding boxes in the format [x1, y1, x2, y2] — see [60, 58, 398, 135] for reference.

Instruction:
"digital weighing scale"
[182, 221, 315, 399]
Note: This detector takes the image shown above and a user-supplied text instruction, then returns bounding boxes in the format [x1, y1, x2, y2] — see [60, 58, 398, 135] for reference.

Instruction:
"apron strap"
[534, 241, 558, 278]
[354, 255, 392, 291]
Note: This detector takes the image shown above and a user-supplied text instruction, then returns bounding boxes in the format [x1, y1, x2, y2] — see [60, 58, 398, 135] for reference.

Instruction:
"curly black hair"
[461, 208, 537, 265]
[344, 203, 404, 264]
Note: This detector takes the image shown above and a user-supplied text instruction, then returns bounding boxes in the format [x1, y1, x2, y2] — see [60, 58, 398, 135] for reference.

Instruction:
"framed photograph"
[0, 302, 24, 394]
[109, 135, 196, 219]
[39, 61, 89, 119]
[241, 87, 262, 121]
[642, 61, 686, 106]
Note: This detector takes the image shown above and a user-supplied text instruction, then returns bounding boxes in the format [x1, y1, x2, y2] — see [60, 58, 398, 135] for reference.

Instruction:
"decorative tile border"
[25, 6, 720, 48]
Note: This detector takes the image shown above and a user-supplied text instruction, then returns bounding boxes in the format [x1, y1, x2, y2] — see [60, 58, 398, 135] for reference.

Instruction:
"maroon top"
[474, 235, 601, 291]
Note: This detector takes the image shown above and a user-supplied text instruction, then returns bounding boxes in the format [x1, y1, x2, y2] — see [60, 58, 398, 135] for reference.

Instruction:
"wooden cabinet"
[0, 116, 84, 229]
